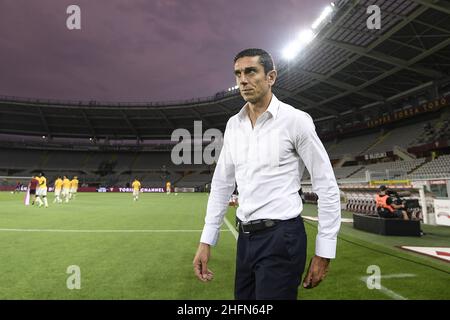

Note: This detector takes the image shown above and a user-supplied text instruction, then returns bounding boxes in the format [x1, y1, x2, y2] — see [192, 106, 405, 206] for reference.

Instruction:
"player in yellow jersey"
[69, 176, 79, 200]
[36, 172, 48, 208]
[132, 178, 141, 201]
[62, 175, 71, 203]
[34, 175, 43, 207]
[166, 181, 171, 195]
[53, 176, 63, 203]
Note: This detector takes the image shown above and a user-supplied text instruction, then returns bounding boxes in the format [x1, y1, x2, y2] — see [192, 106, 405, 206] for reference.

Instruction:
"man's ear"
[267, 70, 277, 86]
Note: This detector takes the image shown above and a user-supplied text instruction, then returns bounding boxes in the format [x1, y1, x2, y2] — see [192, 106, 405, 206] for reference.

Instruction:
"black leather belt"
[236, 218, 282, 234]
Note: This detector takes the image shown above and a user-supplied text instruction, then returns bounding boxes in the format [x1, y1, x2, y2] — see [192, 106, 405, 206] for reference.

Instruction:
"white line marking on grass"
[0, 228, 232, 234]
[224, 217, 238, 240]
[303, 215, 353, 223]
[377, 284, 408, 300]
[360, 274, 416, 300]
[375, 273, 416, 279]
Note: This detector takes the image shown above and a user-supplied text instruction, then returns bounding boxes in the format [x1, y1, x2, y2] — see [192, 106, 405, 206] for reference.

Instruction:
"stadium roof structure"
[1, 0, 450, 140]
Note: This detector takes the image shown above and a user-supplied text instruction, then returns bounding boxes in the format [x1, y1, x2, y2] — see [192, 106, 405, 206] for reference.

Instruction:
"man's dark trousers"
[234, 216, 307, 300]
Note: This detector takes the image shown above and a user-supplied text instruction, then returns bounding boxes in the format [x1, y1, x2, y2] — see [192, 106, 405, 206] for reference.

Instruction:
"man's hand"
[193, 243, 214, 282]
[302, 255, 330, 289]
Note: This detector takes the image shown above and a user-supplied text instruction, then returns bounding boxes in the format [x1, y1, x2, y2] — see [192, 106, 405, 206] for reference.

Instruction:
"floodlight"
[282, 29, 315, 60]
[312, 5, 333, 30]
[298, 29, 315, 45]
[282, 41, 302, 60]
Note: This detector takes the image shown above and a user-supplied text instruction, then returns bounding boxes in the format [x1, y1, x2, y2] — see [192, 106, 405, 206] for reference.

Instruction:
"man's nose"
[239, 75, 248, 86]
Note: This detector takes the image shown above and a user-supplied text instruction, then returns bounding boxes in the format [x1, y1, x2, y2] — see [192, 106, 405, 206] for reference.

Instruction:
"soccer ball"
[175, 193, 178, 196]
[11, 191, 13, 194]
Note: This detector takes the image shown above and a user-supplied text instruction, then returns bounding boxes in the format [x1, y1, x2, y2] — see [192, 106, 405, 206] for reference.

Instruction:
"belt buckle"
[264, 220, 275, 227]
[239, 222, 250, 234]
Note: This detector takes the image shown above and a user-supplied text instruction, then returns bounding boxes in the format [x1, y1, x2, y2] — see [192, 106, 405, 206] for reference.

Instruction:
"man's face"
[234, 56, 275, 104]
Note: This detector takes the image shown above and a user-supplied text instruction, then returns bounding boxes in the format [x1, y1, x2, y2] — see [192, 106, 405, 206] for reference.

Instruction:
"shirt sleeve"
[295, 112, 341, 259]
[200, 121, 236, 246]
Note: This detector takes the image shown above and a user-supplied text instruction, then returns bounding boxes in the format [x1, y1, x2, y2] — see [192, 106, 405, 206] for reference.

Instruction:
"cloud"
[0, 0, 331, 101]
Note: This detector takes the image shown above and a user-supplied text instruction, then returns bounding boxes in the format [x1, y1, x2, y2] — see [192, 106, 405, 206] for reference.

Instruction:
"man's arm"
[193, 122, 236, 282]
[294, 112, 341, 288]
[386, 197, 404, 210]
[391, 203, 404, 209]
[388, 197, 405, 210]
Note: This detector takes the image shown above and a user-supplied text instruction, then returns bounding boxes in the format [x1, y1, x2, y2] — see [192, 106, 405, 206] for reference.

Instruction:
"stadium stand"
[410, 118, 445, 146]
[45, 151, 88, 170]
[408, 154, 450, 179]
[323, 115, 449, 159]
[348, 158, 427, 180]
[176, 175, 212, 188]
[365, 123, 430, 154]
[327, 132, 380, 159]
[333, 165, 365, 179]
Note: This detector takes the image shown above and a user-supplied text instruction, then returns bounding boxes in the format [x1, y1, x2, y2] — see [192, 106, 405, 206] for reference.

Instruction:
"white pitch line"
[303, 215, 353, 223]
[374, 273, 416, 279]
[360, 274, 416, 300]
[0, 228, 231, 234]
[377, 285, 408, 300]
[224, 217, 238, 240]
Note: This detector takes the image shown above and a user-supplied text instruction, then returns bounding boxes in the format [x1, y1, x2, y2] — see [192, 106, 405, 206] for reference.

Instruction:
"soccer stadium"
[0, 0, 449, 302]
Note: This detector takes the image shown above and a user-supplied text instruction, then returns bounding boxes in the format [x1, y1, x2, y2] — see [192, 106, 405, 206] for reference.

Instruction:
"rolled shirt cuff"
[315, 236, 337, 259]
[200, 225, 220, 246]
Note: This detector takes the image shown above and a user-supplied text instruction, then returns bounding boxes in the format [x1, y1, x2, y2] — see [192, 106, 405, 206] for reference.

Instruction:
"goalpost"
[366, 169, 409, 181]
[0, 176, 32, 190]
[0, 176, 34, 206]
[174, 187, 195, 193]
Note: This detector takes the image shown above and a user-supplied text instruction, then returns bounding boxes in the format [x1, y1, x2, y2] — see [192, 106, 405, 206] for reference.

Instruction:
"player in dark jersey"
[13, 181, 22, 194]
[28, 176, 38, 205]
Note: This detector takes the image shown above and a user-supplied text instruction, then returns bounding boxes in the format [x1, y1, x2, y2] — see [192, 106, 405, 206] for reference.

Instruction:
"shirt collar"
[237, 94, 280, 122]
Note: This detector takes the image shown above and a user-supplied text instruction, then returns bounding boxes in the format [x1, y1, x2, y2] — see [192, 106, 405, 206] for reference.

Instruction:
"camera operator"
[375, 185, 409, 220]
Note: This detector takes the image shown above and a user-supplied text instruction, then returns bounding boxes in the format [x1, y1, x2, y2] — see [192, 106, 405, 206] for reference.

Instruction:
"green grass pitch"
[0, 191, 448, 299]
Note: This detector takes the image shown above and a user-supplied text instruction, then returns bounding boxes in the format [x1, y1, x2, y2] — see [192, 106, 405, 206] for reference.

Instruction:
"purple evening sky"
[0, 0, 330, 102]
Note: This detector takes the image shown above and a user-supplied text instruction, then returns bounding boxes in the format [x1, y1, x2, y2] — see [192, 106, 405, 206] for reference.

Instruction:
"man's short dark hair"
[234, 48, 275, 75]
[379, 185, 387, 191]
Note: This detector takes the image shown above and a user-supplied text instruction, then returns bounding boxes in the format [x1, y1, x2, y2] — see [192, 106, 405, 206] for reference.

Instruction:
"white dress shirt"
[200, 94, 341, 259]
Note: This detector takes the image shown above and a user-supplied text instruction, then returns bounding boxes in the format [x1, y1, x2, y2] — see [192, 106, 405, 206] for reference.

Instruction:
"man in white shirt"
[193, 48, 341, 299]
